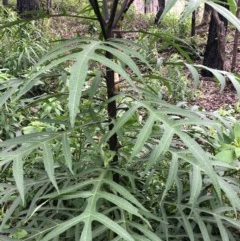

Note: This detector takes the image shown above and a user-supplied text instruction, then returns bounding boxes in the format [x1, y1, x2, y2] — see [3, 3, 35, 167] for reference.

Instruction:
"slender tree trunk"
[42, 0, 52, 13]
[191, 11, 196, 36]
[89, 0, 135, 183]
[202, 1, 228, 77]
[231, 0, 240, 72]
[47, 0, 52, 9]
[201, 3, 211, 25]
[17, 0, 39, 18]
[155, 0, 165, 24]
[2, 0, 8, 6]
[105, 19, 119, 181]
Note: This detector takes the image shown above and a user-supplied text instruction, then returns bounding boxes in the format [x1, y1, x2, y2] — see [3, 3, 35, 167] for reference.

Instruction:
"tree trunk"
[191, 11, 196, 36]
[2, 0, 8, 6]
[17, 0, 39, 18]
[155, 0, 165, 24]
[202, 2, 228, 77]
[201, 3, 212, 25]
[89, 0, 135, 184]
[231, 0, 240, 72]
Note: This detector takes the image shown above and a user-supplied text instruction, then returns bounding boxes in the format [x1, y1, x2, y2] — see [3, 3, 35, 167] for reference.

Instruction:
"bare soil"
[193, 78, 238, 111]
[192, 28, 240, 111]
[49, 14, 240, 112]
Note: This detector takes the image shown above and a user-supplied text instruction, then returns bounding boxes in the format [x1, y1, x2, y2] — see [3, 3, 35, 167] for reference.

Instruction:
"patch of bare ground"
[192, 78, 238, 111]
[49, 16, 89, 39]
[48, 12, 240, 112]
[192, 28, 240, 111]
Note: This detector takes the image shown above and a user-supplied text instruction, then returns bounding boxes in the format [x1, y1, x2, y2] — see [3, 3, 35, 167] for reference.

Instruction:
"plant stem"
[105, 52, 119, 183]
[89, 0, 119, 182]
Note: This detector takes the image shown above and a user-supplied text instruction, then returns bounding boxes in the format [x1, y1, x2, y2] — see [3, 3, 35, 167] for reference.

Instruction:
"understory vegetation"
[0, 0, 240, 240]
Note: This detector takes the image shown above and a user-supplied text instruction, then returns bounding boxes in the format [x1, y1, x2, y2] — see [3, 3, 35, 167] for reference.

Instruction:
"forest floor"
[193, 79, 238, 111]
[192, 27, 240, 111]
[50, 13, 240, 112]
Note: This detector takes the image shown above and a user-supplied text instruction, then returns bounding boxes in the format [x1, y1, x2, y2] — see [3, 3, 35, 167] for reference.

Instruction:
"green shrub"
[0, 6, 49, 76]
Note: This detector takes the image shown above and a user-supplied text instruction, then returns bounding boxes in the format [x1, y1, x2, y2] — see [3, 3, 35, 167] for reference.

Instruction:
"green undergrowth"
[1, 1, 240, 241]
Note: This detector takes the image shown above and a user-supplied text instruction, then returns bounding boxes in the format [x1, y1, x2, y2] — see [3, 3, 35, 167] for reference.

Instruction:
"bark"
[191, 11, 196, 36]
[202, 1, 228, 77]
[231, 0, 240, 72]
[41, 0, 52, 13]
[89, 0, 135, 183]
[17, 0, 39, 18]
[201, 3, 212, 25]
[47, 0, 52, 9]
[2, 0, 8, 6]
[155, 0, 165, 24]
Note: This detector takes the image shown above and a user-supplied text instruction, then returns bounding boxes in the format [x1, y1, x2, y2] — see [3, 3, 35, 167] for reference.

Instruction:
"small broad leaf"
[234, 147, 240, 157]
[12, 229, 28, 239]
[215, 149, 236, 163]
[227, 0, 237, 14]
[233, 122, 240, 140]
